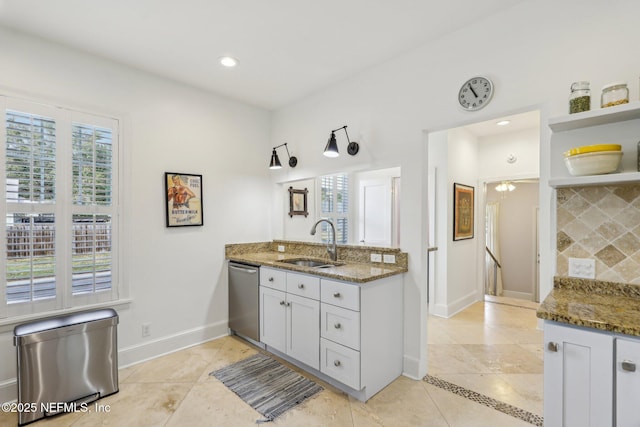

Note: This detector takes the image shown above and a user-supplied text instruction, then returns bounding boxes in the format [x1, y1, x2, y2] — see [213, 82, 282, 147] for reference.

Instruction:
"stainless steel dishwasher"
[228, 261, 260, 342]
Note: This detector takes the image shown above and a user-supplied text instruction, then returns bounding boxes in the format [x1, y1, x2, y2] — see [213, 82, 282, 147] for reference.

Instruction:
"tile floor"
[0, 298, 543, 426]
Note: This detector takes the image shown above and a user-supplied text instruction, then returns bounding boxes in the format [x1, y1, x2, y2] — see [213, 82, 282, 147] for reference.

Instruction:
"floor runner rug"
[211, 353, 323, 422]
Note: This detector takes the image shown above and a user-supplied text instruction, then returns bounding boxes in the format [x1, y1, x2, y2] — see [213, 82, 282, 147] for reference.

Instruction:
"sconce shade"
[269, 149, 282, 169]
[324, 132, 340, 157]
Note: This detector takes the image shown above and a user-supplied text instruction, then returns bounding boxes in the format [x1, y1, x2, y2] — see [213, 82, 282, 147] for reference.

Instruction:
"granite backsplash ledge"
[225, 240, 408, 269]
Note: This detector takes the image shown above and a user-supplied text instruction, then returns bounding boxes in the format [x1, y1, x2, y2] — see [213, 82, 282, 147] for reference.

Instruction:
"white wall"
[270, 0, 640, 378]
[0, 27, 271, 401]
[281, 178, 316, 242]
[478, 127, 540, 180]
[446, 128, 480, 312]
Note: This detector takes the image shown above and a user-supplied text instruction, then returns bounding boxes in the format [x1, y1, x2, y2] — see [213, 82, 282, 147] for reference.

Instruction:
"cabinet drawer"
[286, 272, 320, 300]
[320, 338, 360, 390]
[321, 303, 360, 350]
[321, 279, 359, 311]
[260, 267, 286, 291]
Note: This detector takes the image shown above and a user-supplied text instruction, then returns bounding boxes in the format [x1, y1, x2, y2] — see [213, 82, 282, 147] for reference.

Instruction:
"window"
[1, 97, 120, 318]
[318, 173, 349, 244]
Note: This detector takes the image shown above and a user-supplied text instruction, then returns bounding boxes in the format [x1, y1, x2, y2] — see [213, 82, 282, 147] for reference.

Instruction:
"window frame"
[316, 172, 351, 245]
[0, 96, 122, 320]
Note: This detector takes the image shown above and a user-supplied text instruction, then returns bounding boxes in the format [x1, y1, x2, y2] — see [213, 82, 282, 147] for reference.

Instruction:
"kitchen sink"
[281, 259, 343, 268]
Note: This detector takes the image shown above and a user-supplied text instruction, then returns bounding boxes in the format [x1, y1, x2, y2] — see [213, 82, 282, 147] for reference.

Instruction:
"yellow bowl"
[564, 144, 622, 157]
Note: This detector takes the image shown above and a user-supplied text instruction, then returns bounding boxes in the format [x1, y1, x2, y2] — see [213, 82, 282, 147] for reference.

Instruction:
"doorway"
[484, 178, 540, 302]
[426, 109, 541, 317]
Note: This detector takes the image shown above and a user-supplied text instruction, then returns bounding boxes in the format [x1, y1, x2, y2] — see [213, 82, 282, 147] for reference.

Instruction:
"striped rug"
[210, 353, 323, 422]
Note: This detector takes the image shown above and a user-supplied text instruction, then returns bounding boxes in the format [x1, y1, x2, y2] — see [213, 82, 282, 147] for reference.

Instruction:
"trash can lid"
[14, 308, 118, 336]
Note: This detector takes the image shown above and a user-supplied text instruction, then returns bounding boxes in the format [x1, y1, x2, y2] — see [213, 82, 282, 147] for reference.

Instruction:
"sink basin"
[281, 259, 343, 268]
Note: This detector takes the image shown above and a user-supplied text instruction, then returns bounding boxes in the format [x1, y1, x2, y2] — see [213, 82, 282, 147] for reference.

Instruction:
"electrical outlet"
[371, 253, 382, 262]
[568, 257, 596, 279]
[142, 323, 151, 337]
[383, 254, 396, 264]
[278, 245, 285, 252]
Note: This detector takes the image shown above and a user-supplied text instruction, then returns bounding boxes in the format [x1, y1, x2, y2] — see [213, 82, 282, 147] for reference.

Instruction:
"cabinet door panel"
[259, 286, 286, 352]
[616, 338, 640, 427]
[287, 293, 320, 370]
[544, 322, 613, 427]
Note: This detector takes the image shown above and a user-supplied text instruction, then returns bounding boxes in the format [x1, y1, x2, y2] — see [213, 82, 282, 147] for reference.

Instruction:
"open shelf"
[549, 102, 640, 132]
[549, 171, 640, 188]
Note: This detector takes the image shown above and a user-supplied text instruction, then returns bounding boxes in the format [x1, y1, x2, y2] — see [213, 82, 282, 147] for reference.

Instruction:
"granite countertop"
[537, 277, 640, 336]
[226, 251, 407, 284]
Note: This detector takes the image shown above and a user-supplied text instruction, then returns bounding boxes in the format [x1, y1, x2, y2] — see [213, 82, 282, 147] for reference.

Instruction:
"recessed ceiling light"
[496, 120, 510, 126]
[219, 56, 238, 68]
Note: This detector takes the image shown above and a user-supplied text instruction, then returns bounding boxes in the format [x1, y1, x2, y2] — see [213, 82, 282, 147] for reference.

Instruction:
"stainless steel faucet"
[310, 219, 337, 261]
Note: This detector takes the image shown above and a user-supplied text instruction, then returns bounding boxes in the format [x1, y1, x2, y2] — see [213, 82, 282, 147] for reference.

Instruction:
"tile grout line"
[423, 374, 543, 426]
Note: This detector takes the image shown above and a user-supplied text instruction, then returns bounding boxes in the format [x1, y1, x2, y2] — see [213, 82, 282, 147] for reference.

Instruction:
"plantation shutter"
[318, 173, 349, 245]
[4, 108, 58, 310]
[70, 116, 116, 302]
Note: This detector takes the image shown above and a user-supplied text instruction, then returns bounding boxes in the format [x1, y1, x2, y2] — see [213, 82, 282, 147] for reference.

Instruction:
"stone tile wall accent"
[556, 184, 640, 284]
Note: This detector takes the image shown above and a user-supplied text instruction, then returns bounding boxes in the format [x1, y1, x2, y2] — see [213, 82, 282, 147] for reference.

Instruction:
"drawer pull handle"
[298, 283, 305, 289]
[622, 360, 636, 372]
[334, 322, 341, 329]
[547, 342, 559, 352]
[279, 301, 285, 306]
[285, 301, 291, 307]
[269, 277, 274, 282]
[333, 292, 341, 298]
[334, 360, 341, 367]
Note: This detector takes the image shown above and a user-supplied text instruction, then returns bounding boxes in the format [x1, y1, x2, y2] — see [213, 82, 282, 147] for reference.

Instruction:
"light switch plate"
[568, 257, 596, 279]
[371, 253, 382, 262]
[383, 254, 396, 264]
[278, 245, 285, 252]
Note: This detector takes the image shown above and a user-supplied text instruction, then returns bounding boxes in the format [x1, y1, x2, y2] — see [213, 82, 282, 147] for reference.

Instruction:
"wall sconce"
[324, 125, 359, 157]
[269, 143, 298, 169]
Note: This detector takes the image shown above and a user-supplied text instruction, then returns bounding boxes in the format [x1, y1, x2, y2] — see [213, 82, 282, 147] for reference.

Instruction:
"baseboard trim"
[118, 320, 228, 368]
[402, 354, 423, 380]
[0, 320, 228, 403]
[429, 292, 479, 319]
[501, 290, 534, 301]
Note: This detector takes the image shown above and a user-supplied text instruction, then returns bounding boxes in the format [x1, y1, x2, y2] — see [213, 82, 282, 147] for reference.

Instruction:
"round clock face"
[458, 76, 494, 111]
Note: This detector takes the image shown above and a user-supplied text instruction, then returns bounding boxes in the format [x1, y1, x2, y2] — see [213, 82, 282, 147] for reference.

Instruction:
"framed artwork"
[288, 187, 308, 217]
[453, 183, 474, 241]
[165, 172, 203, 227]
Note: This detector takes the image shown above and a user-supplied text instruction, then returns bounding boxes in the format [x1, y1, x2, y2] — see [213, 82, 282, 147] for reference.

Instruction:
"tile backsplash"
[557, 184, 640, 284]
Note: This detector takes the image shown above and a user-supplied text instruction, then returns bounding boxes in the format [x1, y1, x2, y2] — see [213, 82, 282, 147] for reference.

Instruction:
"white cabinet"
[544, 321, 640, 427]
[616, 338, 640, 427]
[548, 102, 640, 188]
[259, 269, 320, 370]
[259, 267, 403, 401]
[544, 321, 614, 427]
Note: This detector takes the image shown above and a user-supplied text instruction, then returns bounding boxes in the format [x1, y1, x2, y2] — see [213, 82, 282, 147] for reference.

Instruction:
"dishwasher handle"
[229, 264, 258, 274]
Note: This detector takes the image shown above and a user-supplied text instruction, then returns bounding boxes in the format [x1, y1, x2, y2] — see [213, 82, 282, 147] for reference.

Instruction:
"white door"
[287, 293, 320, 369]
[616, 338, 640, 427]
[259, 286, 286, 353]
[544, 322, 614, 427]
[358, 178, 392, 246]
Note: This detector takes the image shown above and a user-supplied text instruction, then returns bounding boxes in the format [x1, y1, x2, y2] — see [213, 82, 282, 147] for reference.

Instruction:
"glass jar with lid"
[601, 82, 629, 108]
[569, 81, 591, 114]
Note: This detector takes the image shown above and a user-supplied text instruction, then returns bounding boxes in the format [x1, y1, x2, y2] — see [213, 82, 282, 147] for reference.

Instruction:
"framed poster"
[165, 172, 203, 227]
[453, 183, 474, 240]
[288, 187, 308, 217]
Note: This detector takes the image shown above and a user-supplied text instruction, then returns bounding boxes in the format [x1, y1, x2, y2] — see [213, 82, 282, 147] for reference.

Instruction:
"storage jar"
[569, 81, 590, 114]
[601, 82, 629, 108]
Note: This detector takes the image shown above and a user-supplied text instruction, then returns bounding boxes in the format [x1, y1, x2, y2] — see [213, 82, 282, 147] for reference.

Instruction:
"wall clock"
[458, 76, 494, 111]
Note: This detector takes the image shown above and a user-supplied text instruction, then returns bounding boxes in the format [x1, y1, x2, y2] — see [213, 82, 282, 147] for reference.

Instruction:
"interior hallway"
[0, 299, 542, 427]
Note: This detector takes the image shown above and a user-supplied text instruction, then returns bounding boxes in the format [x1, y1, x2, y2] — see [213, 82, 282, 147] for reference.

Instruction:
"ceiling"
[0, 0, 525, 110]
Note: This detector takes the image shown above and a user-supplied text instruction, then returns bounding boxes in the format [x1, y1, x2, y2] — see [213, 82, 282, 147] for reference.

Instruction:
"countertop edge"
[226, 253, 407, 284]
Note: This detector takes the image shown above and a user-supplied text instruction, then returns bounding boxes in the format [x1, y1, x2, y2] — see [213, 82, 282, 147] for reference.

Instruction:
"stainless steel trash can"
[13, 308, 119, 426]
